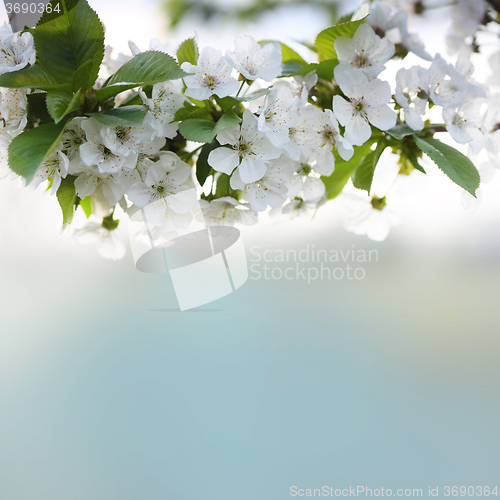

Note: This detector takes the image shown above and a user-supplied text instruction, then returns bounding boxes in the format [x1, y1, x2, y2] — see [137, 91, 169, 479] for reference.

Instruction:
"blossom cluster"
[0, 0, 498, 258]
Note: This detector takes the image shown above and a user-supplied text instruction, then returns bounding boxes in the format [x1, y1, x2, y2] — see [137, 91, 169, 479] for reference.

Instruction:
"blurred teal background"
[1, 211, 499, 499]
[1, 0, 500, 497]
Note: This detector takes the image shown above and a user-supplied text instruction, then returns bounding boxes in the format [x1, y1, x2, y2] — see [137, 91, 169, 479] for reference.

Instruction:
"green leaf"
[56, 175, 77, 224]
[215, 173, 231, 198]
[79, 196, 92, 218]
[352, 141, 386, 193]
[413, 136, 480, 196]
[72, 58, 96, 92]
[186, 96, 208, 107]
[259, 40, 307, 65]
[196, 141, 218, 186]
[174, 105, 211, 122]
[215, 88, 270, 110]
[212, 111, 241, 137]
[215, 96, 238, 111]
[321, 141, 374, 199]
[0, 65, 69, 91]
[118, 91, 143, 107]
[86, 105, 149, 127]
[215, 96, 241, 111]
[96, 51, 188, 102]
[8, 120, 68, 183]
[281, 61, 304, 76]
[406, 150, 426, 174]
[36, 0, 78, 25]
[316, 18, 367, 60]
[46, 89, 81, 123]
[233, 88, 270, 102]
[32, 0, 105, 91]
[177, 37, 199, 66]
[178, 119, 216, 143]
[27, 92, 53, 123]
[386, 123, 418, 141]
[294, 59, 338, 80]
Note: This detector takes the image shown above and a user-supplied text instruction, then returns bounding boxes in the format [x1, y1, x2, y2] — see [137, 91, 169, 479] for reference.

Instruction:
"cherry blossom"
[140, 81, 184, 139]
[334, 24, 395, 80]
[181, 46, 239, 100]
[0, 25, 35, 74]
[226, 36, 282, 81]
[208, 110, 281, 184]
[342, 193, 401, 241]
[333, 69, 397, 146]
[201, 196, 257, 226]
[230, 158, 294, 212]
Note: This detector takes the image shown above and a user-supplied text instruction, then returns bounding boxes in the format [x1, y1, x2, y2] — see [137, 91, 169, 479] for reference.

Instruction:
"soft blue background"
[1, 225, 499, 499]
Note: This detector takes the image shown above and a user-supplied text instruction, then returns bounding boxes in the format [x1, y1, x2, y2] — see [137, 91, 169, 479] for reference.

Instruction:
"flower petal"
[238, 157, 268, 184]
[345, 114, 371, 146]
[332, 96, 354, 126]
[365, 104, 396, 131]
[208, 147, 240, 175]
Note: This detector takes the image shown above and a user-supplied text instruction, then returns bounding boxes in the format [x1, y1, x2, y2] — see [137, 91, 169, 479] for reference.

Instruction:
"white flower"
[455, 52, 486, 98]
[447, 0, 485, 54]
[0, 25, 35, 74]
[230, 157, 294, 212]
[342, 193, 400, 241]
[274, 72, 318, 106]
[135, 136, 166, 177]
[88, 185, 115, 217]
[0, 88, 28, 137]
[140, 81, 184, 139]
[333, 69, 396, 146]
[127, 153, 196, 225]
[428, 54, 468, 108]
[269, 198, 323, 220]
[62, 117, 86, 160]
[31, 148, 69, 194]
[395, 66, 429, 131]
[257, 86, 297, 148]
[61, 117, 88, 174]
[226, 36, 282, 81]
[100, 45, 131, 80]
[292, 106, 354, 175]
[72, 215, 126, 260]
[128, 38, 176, 57]
[181, 46, 239, 100]
[80, 118, 138, 174]
[443, 96, 485, 153]
[201, 196, 257, 226]
[367, 1, 398, 36]
[394, 13, 433, 61]
[74, 167, 127, 205]
[208, 109, 281, 184]
[334, 24, 395, 80]
[481, 101, 500, 162]
[282, 105, 317, 161]
[287, 164, 326, 202]
[488, 51, 500, 87]
[100, 121, 156, 157]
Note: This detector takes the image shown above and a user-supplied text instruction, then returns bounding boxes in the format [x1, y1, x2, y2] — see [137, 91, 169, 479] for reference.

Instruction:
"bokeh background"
[1, 1, 499, 499]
